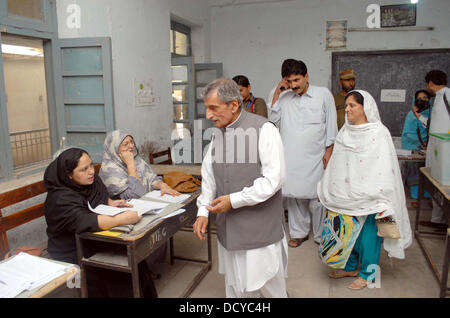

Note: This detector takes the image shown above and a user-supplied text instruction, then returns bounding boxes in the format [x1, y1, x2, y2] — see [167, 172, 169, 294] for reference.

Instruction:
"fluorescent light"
[1, 44, 43, 57]
[411, 0, 418, 4]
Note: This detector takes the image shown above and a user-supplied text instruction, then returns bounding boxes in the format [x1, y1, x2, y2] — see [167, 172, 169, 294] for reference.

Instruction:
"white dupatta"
[317, 90, 412, 259]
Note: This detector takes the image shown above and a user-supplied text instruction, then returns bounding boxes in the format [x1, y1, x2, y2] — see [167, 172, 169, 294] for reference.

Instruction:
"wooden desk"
[10, 258, 80, 298]
[397, 153, 426, 187]
[397, 150, 426, 163]
[415, 167, 450, 297]
[26, 266, 79, 298]
[75, 190, 211, 298]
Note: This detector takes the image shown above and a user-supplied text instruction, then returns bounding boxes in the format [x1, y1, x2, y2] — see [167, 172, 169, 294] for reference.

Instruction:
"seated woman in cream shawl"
[317, 90, 412, 290]
[99, 130, 180, 199]
[99, 130, 180, 280]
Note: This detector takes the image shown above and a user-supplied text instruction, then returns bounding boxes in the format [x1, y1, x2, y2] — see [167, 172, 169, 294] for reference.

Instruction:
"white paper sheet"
[88, 202, 128, 216]
[161, 208, 186, 219]
[144, 190, 191, 203]
[0, 253, 69, 298]
[396, 148, 412, 156]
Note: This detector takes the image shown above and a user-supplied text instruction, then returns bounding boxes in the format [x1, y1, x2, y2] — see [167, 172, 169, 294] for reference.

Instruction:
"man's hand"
[205, 195, 232, 214]
[322, 145, 334, 169]
[193, 216, 209, 240]
[272, 78, 290, 107]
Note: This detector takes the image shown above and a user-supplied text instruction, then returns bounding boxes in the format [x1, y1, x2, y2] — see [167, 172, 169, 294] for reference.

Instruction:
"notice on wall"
[380, 89, 406, 102]
[326, 20, 347, 50]
[134, 79, 156, 107]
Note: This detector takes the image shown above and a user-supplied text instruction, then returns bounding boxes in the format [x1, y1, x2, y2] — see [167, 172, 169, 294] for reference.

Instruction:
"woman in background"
[401, 90, 432, 202]
[232, 75, 268, 118]
[317, 90, 412, 290]
[100, 130, 179, 200]
[99, 130, 180, 280]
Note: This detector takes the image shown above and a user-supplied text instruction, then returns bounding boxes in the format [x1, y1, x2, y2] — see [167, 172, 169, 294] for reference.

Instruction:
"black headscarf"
[44, 148, 108, 264]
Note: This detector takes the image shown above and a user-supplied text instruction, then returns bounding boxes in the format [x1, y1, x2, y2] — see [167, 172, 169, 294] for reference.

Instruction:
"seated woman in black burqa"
[44, 147, 157, 297]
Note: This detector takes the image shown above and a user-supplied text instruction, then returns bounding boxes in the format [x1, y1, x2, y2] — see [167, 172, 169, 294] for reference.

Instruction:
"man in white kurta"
[424, 70, 450, 227]
[269, 59, 338, 246]
[193, 78, 288, 298]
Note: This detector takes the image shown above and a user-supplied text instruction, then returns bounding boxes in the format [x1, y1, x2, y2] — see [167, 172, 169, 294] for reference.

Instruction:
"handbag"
[163, 171, 201, 193]
[376, 216, 401, 239]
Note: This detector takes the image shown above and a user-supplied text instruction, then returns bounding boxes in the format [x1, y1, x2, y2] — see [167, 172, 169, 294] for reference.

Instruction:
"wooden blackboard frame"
[332, 49, 450, 136]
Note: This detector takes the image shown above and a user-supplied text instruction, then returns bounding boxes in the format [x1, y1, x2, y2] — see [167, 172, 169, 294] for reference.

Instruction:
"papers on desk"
[0, 253, 69, 298]
[161, 208, 186, 219]
[88, 199, 169, 217]
[144, 190, 191, 203]
[396, 148, 412, 156]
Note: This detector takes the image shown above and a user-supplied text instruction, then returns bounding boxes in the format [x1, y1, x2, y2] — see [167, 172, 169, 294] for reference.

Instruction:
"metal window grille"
[9, 128, 51, 169]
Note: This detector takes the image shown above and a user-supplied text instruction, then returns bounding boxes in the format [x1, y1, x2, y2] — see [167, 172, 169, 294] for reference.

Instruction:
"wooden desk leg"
[75, 235, 88, 298]
[128, 245, 141, 298]
[170, 236, 174, 265]
[440, 232, 450, 298]
[415, 171, 424, 232]
[207, 219, 212, 266]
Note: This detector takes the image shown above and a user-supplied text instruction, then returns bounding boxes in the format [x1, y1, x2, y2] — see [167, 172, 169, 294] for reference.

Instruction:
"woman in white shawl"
[317, 90, 412, 290]
[99, 130, 180, 199]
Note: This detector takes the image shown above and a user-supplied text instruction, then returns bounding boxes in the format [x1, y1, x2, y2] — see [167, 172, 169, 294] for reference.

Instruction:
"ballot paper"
[88, 202, 127, 216]
[161, 208, 186, 219]
[88, 200, 169, 217]
[144, 190, 191, 203]
[0, 253, 69, 298]
[127, 199, 168, 216]
[396, 148, 412, 156]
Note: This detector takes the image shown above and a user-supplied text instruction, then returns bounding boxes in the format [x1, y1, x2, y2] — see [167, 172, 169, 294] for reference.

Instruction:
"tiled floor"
[153, 198, 448, 298]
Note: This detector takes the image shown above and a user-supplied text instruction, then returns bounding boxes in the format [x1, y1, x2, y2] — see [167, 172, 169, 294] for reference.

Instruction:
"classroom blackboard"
[332, 49, 450, 136]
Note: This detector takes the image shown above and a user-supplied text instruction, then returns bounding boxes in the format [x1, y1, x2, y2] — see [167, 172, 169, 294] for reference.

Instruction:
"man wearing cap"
[333, 69, 356, 130]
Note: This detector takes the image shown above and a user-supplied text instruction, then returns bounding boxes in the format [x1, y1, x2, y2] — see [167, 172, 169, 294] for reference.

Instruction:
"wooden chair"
[149, 148, 172, 165]
[94, 163, 101, 174]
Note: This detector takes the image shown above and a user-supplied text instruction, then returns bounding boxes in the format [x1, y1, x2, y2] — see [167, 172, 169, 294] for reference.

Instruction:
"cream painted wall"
[3, 57, 49, 132]
[209, 0, 450, 102]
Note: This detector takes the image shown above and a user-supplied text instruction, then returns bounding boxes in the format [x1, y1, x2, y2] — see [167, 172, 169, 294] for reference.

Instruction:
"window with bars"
[170, 21, 191, 57]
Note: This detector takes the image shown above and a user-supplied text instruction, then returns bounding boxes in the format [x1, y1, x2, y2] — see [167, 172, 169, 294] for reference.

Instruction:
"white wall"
[56, 0, 210, 149]
[209, 0, 450, 101]
[4, 57, 49, 132]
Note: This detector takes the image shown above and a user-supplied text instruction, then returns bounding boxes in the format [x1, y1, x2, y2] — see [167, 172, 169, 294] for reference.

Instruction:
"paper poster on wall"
[326, 20, 347, 50]
[380, 89, 406, 102]
[134, 79, 156, 107]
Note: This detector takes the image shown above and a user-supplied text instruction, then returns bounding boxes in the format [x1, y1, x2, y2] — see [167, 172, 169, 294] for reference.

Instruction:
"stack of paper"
[396, 148, 412, 156]
[88, 199, 169, 216]
[0, 253, 69, 298]
[161, 209, 186, 219]
[144, 190, 191, 203]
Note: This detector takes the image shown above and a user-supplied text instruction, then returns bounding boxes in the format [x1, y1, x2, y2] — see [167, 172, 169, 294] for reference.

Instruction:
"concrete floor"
[153, 197, 449, 298]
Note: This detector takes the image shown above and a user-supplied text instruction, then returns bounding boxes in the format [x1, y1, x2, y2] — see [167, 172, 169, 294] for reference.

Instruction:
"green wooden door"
[53, 37, 114, 163]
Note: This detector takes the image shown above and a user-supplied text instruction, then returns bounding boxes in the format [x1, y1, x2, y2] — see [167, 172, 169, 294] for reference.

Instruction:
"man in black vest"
[193, 78, 288, 298]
